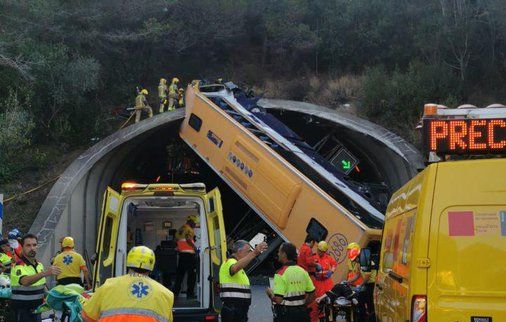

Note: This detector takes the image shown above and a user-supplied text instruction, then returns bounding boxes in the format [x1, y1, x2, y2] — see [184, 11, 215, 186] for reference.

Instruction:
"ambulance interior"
[118, 196, 209, 309]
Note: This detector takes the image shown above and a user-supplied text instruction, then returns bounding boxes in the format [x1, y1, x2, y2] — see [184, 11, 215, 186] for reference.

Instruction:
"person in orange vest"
[173, 215, 198, 299]
[82, 245, 173, 322]
[310, 241, 337, 322]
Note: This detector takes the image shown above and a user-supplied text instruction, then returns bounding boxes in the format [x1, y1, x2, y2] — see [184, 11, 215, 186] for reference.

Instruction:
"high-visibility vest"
[219, 258, 251, 305]
[175, 224, 195, 254]
[346, 259, 363, 286]
[135, 94, 147, 109]
[82, 274, 174, 322]
[158, 84, 168, 98]
[273, 262, 315, 306]
[0, 253, 12, 272]
[169, 83, 178, 95]
[10, 257, 46, 305]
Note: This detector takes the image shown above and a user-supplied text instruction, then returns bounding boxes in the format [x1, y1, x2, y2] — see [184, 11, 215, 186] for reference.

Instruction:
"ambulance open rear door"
[92, 187, 124, 290]
[204, 187, 227, 311]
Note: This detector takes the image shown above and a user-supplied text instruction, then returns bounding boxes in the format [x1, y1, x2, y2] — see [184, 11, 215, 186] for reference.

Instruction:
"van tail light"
[204, 315, 217, 321]
[411, 295, 427, 322]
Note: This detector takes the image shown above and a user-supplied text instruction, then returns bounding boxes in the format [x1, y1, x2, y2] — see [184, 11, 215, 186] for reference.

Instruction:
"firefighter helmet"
[317, 241, 328, 252]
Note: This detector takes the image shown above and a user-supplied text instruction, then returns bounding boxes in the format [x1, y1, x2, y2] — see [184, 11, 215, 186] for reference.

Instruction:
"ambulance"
[92, 182, 226, 321]
[374, 104, 506, 322]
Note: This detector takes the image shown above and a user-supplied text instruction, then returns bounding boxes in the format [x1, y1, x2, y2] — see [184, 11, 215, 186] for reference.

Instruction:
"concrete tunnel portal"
[31, 99, 424, 271]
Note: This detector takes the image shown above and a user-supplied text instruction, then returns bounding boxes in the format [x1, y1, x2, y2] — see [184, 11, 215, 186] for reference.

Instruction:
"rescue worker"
[168, 78, 179, 111]
[173, 215, 198, 299]
[297, 235, 317, 272]
[52, 236, 91, 288]
[219, 239, 267, 322]
[10, 234, 61, 322]
[346, 242, 363, 287]
[358, 258, 377, 322]
[310, 241, 337, 322]
[177, 88, 185, 108]
[158, 78, 168, 113]
[82, 246, 174, 322]
[266, 242, 315, 322]
[134, 89, 153, 123]
[0, 239, 13, 274]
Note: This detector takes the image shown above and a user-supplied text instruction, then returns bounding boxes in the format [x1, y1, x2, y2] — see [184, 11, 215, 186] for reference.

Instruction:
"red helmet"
[348, 247, 360, 261]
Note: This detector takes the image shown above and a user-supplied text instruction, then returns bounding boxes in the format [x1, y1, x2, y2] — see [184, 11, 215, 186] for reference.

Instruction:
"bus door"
[205, 187, 227, 310]
[92, 187, 124, 290]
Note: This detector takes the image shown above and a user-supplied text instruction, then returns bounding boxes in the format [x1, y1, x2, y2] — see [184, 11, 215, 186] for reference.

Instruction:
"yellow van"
[374, 158, 506, 322]
[92, 182, 226, 321]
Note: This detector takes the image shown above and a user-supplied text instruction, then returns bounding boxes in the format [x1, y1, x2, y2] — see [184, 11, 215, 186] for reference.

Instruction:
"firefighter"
[310, 241, 337, 322]
[266, 242, 315, 322]
[10, 234, 61, 322]
[297, 235, 317, 272]
[168, 78, 179, 111]
[134, 89, 153, 123]
[52, 236, 91, 289]
[82, 246, 174, 322]
[0, 239, 13, 274]
[173, 215, 198, 299]
[158, 78, 168, 113]
[219, 240, 267, 322]
[177, 88, 185, 108]
[358, 259, 377, 322]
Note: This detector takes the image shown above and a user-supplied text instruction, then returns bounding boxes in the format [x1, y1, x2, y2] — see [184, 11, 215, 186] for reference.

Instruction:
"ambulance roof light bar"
[423, 103, 506, 119]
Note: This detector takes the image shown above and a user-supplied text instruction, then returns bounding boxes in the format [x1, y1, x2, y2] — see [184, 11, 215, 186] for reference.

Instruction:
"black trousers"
[274, 305, 310, 322]
[221, 302, 250, 322]
[173, 253, 197, 296]
[13, 307, 41, 322]
[358, 283, 375, 322]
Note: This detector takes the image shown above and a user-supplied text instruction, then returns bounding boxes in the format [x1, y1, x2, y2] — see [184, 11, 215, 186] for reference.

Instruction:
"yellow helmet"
[126, 246, 155, 271]
[187, 215, 199, 224]
[160, 78, 166, 84]
[140, 89, 148, 95]
[347, 242, 360, 250]
[317, 241, 328, 252]
[62, 237, 74, 248]
[172, 77, 179, 83]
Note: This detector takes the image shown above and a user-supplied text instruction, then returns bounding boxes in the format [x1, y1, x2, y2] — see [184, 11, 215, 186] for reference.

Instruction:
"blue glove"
[325, 270, 333, 279]
[315, 264, 322, 272]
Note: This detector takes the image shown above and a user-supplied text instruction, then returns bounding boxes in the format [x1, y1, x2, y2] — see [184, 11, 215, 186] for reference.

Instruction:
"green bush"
[360, 62, 463, 144]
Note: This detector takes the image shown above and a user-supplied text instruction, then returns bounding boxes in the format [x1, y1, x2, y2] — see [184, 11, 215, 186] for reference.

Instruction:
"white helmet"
[0, 275, 10, 289]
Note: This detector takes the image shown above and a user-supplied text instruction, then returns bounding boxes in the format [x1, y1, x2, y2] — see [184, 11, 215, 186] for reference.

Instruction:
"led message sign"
[423, 118, 506, 155]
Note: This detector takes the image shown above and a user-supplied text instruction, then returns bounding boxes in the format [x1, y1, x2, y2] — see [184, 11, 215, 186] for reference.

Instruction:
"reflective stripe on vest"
[11, 284, 45, 301]
[176, 240, 195, 253]
[281, 291, 306, 306]
[220, 283, 251, 299]
[100, 307, 168, 322]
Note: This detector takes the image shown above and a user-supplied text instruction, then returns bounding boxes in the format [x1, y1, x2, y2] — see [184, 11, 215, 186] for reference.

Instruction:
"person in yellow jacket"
[52, 236, 91, 289]
[82, 245, 174, 322]
[177, 88, 184, 108]
[0, 239, 13, 274]
[158, 78, 168, 113]
[168, 78, 179, 111]
[135, 89, 153, 123]
[173, 215, 198, 298]
[220, 239, 267, 322]
[11, 234, 61, 322]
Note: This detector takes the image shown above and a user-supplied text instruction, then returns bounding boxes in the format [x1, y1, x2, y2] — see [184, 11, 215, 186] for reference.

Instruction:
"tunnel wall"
[31, 101, 423, 265]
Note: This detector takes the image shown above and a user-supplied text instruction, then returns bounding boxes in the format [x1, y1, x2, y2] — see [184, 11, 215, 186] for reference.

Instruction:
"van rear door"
[428, 160, 506, 321]
[92, 187, 124, 290]
[205, 187, 227, 310]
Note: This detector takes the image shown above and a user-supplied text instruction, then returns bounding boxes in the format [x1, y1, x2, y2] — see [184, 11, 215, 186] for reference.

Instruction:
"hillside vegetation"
[1, 0, 505, 184]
